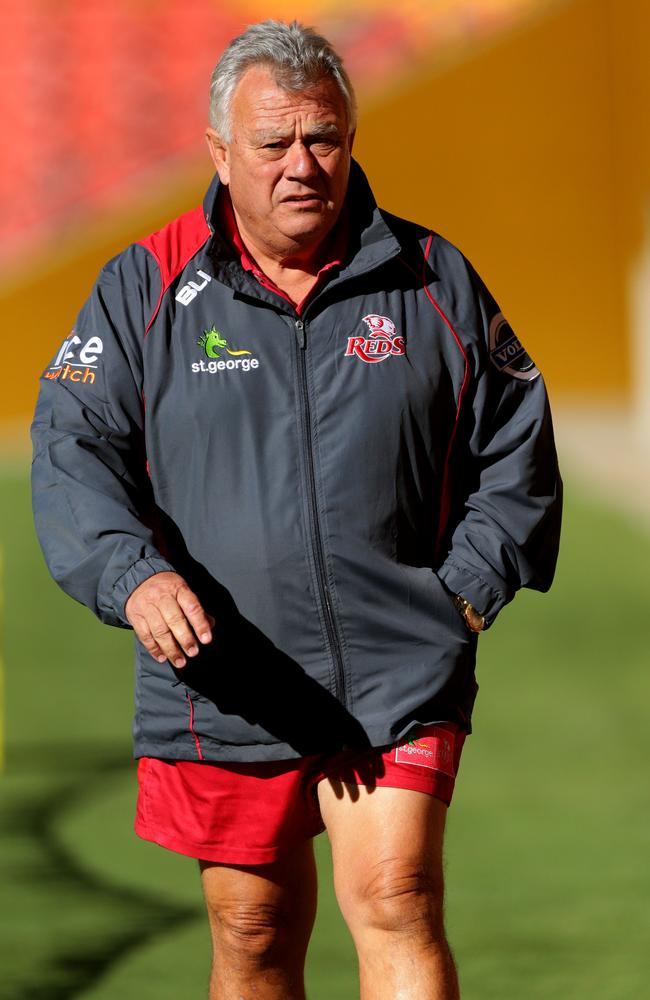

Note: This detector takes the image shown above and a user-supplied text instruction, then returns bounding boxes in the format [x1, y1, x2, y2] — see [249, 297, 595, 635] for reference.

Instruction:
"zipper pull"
[295, 319, 305, 349]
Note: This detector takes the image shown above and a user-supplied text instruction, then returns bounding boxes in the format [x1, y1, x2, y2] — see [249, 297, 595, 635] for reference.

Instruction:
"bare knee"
[339, 857, 447, 942]
[211, 899, 292, 968]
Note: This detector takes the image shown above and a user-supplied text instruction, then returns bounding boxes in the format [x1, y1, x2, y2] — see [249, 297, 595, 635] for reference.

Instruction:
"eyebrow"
[252, 122, 343, 144]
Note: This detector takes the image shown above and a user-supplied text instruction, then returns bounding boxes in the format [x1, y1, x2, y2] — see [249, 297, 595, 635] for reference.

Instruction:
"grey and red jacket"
[31, 161, 562, 762]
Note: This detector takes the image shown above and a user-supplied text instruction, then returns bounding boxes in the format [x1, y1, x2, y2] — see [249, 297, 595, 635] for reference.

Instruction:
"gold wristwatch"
[452, 594, 486, 633]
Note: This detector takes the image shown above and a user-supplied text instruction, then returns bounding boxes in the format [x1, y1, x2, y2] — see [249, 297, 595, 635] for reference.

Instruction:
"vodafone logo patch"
[345, 314, 405, 364]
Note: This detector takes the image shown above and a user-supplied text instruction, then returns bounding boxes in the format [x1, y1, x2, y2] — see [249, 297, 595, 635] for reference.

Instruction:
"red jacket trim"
[139, 206, 211, 335]
[420, 233, 472, 557]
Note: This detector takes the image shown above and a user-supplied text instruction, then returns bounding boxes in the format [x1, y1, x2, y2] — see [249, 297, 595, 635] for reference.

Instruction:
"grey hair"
[209, 20, 357, 141]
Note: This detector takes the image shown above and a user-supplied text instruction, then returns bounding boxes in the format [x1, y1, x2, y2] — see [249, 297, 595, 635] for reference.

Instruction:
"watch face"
[454, 595, 484, 632]
[466, 605, 485, 632]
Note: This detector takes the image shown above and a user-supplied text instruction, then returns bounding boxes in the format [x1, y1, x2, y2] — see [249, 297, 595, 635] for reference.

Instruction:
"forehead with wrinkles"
[250, 121, 345, 144]
[230, 66, 349, 141]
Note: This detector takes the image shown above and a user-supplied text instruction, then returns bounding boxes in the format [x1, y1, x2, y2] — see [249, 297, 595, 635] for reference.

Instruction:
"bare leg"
[318, 782, 460, 1000]
[200, 840, 318, 1000]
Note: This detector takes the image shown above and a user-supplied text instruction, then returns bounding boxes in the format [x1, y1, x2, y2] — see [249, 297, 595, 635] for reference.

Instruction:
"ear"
[348, 129, 356, 154]
[205, 128, 230, 185]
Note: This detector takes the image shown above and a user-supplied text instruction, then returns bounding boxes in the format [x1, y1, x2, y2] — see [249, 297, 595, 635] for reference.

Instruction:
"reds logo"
[345, 314, 406, 364]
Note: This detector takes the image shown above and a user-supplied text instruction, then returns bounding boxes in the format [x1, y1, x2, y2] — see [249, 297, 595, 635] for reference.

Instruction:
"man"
[31, 20, 561, 1000]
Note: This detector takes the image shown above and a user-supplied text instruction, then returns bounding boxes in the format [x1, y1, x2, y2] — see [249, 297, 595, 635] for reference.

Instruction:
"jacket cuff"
[437, 559, 510, 627]
[112, 556, 177, 625]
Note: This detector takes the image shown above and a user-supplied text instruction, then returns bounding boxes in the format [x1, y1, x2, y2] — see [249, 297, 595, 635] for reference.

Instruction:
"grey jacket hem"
[133, 714, 470, 764]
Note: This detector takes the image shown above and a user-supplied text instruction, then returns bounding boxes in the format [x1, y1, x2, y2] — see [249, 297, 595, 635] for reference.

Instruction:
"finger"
[132, 616, 167, 663]
[148, 606, 188, 668]
[177, 586, 214, 644]
[158, 596, 201, 660]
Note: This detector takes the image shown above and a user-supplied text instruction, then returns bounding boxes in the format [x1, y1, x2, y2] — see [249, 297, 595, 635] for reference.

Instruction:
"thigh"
[317, 781, 448, 924]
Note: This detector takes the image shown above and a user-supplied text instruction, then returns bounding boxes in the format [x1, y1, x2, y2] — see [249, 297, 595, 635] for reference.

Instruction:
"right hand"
[124, 571, 215, 668]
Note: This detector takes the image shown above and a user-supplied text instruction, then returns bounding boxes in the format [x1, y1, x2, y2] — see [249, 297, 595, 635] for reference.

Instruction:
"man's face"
[206, 65, 354, 259]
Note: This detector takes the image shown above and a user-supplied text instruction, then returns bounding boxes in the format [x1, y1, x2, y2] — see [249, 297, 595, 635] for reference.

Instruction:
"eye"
[260, 139, 291, 152]
[259, 142, 288, 159]
[309, 139, 339, 154]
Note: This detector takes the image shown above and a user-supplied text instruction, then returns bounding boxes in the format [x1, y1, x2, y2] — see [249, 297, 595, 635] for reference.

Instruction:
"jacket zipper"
[294, 317, 348, 708]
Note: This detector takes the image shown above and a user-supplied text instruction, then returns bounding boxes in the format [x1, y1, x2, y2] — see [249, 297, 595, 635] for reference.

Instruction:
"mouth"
[281, 194, 324, 205]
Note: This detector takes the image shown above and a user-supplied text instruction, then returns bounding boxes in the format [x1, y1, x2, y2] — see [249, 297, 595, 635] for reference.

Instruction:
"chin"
[285, 226, 331, 249]
[284, 213, 333, 240]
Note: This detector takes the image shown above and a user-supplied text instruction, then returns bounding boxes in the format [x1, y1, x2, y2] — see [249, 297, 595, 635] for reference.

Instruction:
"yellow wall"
[2, 0, 647, 429]
[611, 0, 650, 338]
[354, 0, 635, 399]
[0, 171, 210, 438]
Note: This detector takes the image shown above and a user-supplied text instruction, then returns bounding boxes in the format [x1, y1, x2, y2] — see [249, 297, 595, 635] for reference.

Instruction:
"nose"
[284, 140, 319, 181]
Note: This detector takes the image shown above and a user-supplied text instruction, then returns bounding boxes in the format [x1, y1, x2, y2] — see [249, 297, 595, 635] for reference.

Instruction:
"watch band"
[452, 594, 486, 633]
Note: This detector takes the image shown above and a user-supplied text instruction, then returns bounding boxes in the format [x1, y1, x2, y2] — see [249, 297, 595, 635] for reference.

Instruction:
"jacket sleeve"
[436, 259, 562, 626]
[31, 245, 176, 628]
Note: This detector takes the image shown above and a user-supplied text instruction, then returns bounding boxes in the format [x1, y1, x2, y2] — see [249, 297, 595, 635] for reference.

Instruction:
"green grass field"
[2, 463, 649, 999]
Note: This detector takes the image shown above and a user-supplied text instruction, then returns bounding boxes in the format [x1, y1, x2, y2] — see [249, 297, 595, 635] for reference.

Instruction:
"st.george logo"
[191, 326, 259, 375]
[345, 314, 405, 364]
[395, 727, 455, 776]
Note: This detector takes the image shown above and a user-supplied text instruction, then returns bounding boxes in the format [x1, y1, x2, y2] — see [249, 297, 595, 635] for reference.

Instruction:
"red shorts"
[135, 723, 466, 865]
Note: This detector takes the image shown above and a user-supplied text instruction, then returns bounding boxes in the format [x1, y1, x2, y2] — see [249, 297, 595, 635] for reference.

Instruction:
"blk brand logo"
[175, 269, 212, 306]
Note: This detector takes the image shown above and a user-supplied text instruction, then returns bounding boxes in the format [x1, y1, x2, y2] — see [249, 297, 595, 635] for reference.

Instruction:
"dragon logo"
[408, 737, 430, 749]
[197, 326, 252, 359]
